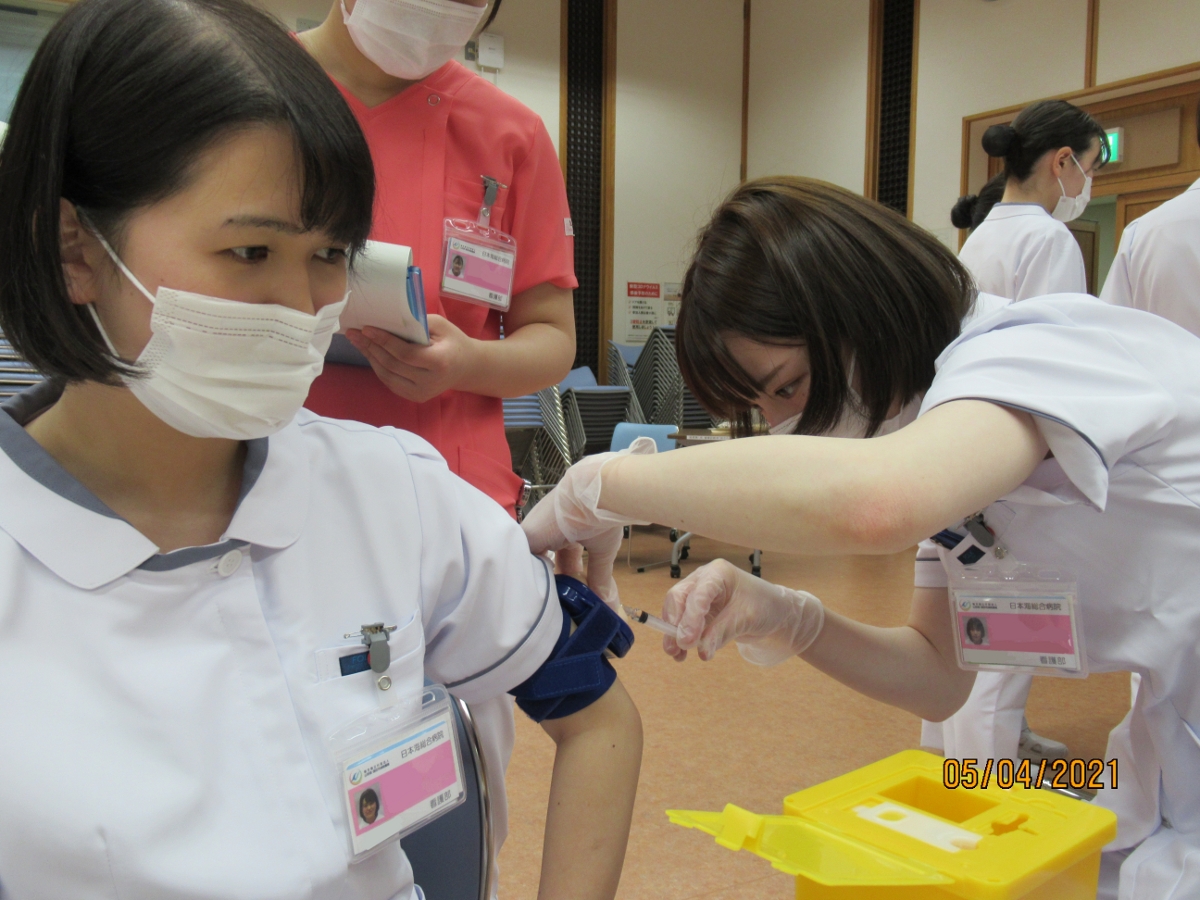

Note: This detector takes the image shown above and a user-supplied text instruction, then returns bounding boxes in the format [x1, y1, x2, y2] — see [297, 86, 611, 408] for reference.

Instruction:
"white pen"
[623, 605, 680, 639]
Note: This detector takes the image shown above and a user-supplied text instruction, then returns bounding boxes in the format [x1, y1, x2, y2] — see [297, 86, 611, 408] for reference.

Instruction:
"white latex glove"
[521, 437, 658, 609]
[661, 559, 825, 666]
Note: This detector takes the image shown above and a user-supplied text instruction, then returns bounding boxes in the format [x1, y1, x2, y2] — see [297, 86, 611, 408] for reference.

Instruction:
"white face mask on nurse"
[59, 125, 353, 439]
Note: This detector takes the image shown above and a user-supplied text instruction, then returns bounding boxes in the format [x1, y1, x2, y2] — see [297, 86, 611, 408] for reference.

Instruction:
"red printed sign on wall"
[627, 282, 661, 298]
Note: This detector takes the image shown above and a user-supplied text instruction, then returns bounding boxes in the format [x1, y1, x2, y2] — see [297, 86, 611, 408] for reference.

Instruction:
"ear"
[59, 199, 106, 307]
[1049, 146, 1074, 178]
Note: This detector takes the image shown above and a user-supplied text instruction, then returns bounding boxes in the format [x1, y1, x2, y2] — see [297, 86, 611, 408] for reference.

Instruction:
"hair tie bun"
[981, 123, 1017, 157]
[950, 194, 978, 229]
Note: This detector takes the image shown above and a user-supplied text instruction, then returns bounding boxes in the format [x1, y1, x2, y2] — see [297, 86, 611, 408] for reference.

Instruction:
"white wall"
[746, 0, 870, 190]
[1096, 0, 1200, 85]
[910, 0, 1087, 247]
[255, 0, 329, 29]
[611, 0, 743, 344]
[476, 0, 562, 154]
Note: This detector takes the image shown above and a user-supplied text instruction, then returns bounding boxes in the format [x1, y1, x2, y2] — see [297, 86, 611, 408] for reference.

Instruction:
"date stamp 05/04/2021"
[942, 757, 1117, 791]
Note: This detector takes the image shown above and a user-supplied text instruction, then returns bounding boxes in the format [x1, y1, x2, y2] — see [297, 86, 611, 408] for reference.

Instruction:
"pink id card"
[950, 587, 1085, 677]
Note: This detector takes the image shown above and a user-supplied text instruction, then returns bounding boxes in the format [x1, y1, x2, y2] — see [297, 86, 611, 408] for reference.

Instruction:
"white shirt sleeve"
[1012, 227, 1088, 301]
[922, 297, 1178, 511]
[395, 433, 564, 704]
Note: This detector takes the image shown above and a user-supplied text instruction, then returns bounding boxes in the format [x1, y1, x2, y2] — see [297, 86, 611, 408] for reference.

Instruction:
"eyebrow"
[222, 215, 306, 234]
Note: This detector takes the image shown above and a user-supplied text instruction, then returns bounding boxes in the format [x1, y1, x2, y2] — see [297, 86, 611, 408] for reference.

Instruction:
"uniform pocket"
[315, 612, 422, 683]
[445, 174, 509, 229]
[309, 614, 426, 734]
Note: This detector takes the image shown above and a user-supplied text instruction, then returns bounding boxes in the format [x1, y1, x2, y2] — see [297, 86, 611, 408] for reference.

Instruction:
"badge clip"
[344, 623, 399, 673]
[478, 175, 507, 227]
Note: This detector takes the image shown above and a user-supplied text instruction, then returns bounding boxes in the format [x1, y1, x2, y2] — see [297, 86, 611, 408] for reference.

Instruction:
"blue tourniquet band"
[511, 575, 634, 722]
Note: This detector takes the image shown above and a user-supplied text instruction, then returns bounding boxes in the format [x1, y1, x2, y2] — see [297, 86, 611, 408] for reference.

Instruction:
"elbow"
[914, 670, 976, 723]
[836, 485, 921, 554]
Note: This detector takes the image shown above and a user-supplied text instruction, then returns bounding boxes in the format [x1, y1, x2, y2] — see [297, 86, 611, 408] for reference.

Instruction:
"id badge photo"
[946, 560, 1087, 679]
[327, 684, 467, 862]
[441, 175, 517, 312]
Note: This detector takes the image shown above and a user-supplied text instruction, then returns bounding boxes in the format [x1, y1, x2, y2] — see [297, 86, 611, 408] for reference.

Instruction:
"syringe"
[623, 605, 680, 639]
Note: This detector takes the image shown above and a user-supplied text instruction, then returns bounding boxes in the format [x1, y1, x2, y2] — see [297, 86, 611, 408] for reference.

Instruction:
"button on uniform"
[217, 548, 243, 577]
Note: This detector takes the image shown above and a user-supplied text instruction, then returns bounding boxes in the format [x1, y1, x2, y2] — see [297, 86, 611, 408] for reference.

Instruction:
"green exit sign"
[1106, 127, 1124, 163]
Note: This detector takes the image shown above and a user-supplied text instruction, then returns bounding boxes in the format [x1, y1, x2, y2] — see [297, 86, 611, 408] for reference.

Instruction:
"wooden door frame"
[959, 62, 1200, 247]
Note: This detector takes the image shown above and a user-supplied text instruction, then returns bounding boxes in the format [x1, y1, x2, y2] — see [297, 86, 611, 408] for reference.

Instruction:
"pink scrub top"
[306, 61, 577, 517]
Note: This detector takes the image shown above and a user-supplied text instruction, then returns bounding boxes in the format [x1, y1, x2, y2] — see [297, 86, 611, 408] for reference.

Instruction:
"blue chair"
[400, 686, 493, 900]
[558, 366, 598, 390]
[609, 422, 676, 454]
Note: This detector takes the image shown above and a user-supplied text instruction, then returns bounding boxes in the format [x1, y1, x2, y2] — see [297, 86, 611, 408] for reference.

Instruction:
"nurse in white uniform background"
[0, 1, 641, 898]
[956, 99, 1106, 301]
[1102, 106, 1200, 337]
[526, 176, 1200, 899]
[925, 98, 1110, 768]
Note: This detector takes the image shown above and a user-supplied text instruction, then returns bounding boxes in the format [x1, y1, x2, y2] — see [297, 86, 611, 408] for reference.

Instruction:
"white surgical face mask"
[88, 231, 346, 440]
[1051, 153, 1092, 222]
[764, 357, 916, 438]
[341, 0, 486, 81]
[768, 412, 802, 435]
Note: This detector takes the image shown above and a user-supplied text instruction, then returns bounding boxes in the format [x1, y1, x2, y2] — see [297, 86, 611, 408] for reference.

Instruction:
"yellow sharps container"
[668, 750, 1116, 900]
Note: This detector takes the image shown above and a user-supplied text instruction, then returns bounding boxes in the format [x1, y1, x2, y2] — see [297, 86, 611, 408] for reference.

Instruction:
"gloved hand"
[521, 437, 658, 609]
[661, 559, 825, 665]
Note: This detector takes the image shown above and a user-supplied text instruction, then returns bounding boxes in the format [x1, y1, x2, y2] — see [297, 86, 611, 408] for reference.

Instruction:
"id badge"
[327, 684, 467, 862]
[945, 560, 1087, 679]
[441, 218, 517, 311]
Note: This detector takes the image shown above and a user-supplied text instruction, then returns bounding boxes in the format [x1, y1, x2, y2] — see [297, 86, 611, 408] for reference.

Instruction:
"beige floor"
[496, 527, 1132, 899]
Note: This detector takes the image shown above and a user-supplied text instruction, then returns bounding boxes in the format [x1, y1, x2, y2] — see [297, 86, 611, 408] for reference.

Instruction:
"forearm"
[457, 321, 575, 398]
[598, 400, 1048, 556]
[537, 680, 642, 900]
[799, 607, 974, 721]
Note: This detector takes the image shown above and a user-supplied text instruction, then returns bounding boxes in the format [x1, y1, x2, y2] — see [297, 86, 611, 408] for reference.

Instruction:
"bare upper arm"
[504, 282, 576, 339]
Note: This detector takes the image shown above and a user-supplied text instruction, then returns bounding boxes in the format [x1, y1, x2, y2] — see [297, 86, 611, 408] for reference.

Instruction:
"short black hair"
[951, 172, 1007, 230]
[677, 177, 974, 438]
[359, 789, 379, 815]
[0, 0, 374, 384]
[982, 99, 1109, 183]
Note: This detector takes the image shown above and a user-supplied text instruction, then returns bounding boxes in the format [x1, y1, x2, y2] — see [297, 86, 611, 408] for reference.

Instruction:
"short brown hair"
[677, 176, 974, 436]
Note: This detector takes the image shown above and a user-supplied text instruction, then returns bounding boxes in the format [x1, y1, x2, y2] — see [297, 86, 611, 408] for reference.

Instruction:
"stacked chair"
[605, 341, 646, 423]
[502, 385, 571, 514]
[0, 332, 42, 400]
[629, 326, 717, 429]
[559, 367, 641, 461]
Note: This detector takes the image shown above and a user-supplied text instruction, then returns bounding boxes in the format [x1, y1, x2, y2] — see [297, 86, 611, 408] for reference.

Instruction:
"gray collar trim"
[0, 383, 270, 570]
[0, 381, 120, 519]
[138, 539, 249, 572]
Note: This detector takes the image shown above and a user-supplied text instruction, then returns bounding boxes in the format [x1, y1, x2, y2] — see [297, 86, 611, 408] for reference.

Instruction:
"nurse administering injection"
[526, 176, 1200, 900]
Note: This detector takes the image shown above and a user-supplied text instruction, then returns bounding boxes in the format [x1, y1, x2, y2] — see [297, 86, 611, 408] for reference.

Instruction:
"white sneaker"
[1018, 725, 1068, 763]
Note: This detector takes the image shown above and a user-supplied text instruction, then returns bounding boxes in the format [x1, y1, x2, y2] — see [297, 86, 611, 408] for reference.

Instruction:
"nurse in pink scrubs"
[300, 0, 577, 519]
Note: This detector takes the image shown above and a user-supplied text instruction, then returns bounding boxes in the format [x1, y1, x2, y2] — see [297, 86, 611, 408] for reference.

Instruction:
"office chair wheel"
[670, 564, 682, 579]
[680, 546, 689, 560]
[623, 526, 630, 539]
[751, 565, 762, 577]
[669, 529, 679, 542]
